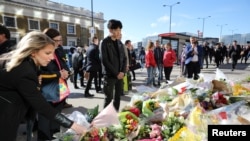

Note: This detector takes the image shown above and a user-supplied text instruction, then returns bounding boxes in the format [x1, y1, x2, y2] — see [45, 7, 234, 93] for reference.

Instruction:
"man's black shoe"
[84, 93, 94, 97]
[96, 88, 103, 93]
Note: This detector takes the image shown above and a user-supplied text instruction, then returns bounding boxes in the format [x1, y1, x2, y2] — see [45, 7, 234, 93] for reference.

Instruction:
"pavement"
[17, 61, 250, 141]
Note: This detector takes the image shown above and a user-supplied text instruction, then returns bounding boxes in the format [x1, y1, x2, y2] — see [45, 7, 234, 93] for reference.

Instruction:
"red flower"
[129, 107, 141, 117]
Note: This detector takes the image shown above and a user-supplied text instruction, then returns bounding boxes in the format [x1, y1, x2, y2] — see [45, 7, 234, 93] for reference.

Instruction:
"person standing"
[0, 31, 86, 141]
[229, 40, 241, 71]
[154, 40, 164, 85]
[100, 19, 127, 111]
[214, 43, 223, 68]
[84, 36, 101, 97]
[202, 42, 210, 68]
[180, 43, 187, 77]
[163, 43, 176, 81]
[139, 47, 146, 69]
[0, 24, 12, 55]
[185, 37, 203, 80]
[145, 41, 157, 86]
[125, 40, 137, 81]
[72, 47, 84, 89]
[38, 28, 72, 140]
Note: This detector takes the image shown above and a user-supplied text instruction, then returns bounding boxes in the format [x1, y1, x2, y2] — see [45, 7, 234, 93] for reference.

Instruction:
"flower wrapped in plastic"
[168, 126, 202, 141]
[80, 127, 108, 141]
[91, 100, 120, 128]
[118, 111, 139, 135]
[161, 112, 185, 140]
[81, 101, 120, 140]
[142, 99, 161, 117]
[185, 105, 208, 140]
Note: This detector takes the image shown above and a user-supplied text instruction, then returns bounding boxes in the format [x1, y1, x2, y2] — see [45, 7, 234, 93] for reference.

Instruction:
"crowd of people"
[1, 18, 250, 140]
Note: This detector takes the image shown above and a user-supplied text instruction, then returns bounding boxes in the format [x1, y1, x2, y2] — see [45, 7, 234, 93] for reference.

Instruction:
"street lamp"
[217, 24, 227, 42]
[163, 2, 180, 33]
[198, 16, 211, 38]
[91, 0, 93, 27]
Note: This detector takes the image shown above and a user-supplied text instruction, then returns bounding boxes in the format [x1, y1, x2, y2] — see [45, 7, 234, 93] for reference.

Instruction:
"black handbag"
[129, 62, 141, 71]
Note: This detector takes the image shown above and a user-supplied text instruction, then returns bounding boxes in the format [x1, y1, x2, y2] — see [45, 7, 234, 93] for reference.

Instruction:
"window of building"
[68, 41, 76, 46]
[28, 19, 40, 30]
[67, 24, 76, 34]
[67, 37, 77, 46]
[49, 22, 59, 30]
[3, 16, 16, 28]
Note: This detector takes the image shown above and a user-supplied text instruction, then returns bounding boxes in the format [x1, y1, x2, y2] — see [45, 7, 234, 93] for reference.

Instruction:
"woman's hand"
[70, 122, 88, 135]
[60, 69, 69, 79]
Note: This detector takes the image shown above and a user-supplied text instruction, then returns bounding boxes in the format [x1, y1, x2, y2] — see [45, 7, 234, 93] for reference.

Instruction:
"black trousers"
[37, 101, 63, 140]
[73, 68, 84, 87]
[103, 76, 123, 111]
[231, 55, 238, 69]
[164, 66, 173, 80]
[186, 61, 200, 80]
[0, 99, 27, 141]
[85, 71, 98, 94]
[203, 55, 209, 68]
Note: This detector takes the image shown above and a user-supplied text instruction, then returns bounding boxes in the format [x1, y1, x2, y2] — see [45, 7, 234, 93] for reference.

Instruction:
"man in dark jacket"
[0, 25, 12, 55]
[229, 40, 241, 71]
[154, 40, 164, 86]
[101, 19, 127, 111]
[84, 36, 101, 97]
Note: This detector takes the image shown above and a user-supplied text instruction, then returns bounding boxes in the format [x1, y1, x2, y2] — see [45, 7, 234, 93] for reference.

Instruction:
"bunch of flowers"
[161, 112, 185, 139]
[122, 106, 141, 117]
[80, 127, 108, 141]
[211, 92, 228, 108]
[168, 126, 202, 141]
[149, 124, 163, 140]
[142, 99, 161, 117]
[118, 111, 139, 135]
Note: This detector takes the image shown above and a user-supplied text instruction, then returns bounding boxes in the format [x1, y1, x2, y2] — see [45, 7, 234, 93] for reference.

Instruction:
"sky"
[51, 0, 250, 43]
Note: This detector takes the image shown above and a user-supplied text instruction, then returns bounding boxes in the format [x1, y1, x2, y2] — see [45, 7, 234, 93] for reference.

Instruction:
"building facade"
[221, 33, 250, 45]
[0, 0, 105, 47]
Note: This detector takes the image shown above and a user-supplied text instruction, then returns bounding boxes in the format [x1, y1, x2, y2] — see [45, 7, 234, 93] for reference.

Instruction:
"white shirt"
[191, 47, 198, 62]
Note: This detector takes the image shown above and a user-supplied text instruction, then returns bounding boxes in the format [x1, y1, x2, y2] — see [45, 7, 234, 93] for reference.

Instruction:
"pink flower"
[149, 132, 156, 138]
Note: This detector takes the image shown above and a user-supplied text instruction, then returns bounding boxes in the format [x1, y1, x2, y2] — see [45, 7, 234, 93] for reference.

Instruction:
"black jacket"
[85, 43, 101, 72]
[0, 40, 12, 55]
[101, 36, 127, 78]
[154, 46, 164, 65]
[0, 58, 73, 140]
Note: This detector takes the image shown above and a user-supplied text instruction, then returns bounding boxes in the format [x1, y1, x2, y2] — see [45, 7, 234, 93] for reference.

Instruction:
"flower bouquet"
[142, 99, 161, 117]
[161, 112, 185, 140]
[118, 111, 139, 135]
[80, 127, 108, 141]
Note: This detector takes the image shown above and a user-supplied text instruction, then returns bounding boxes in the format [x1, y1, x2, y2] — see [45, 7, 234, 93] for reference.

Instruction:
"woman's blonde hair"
[5, 31, 55, 72]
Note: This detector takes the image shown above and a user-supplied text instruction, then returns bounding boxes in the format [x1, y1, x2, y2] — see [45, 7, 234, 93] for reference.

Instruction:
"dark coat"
[0, 58, 61, 140]
[101, 36, 127, 78]
[154, 46, 164, 65]
[229, 45, 241, 60]
[0, 40, 12, 55]
[85, 43, 101, 72]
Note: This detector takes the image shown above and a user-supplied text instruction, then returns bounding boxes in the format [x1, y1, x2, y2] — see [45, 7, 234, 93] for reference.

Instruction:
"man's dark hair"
[125, 40, 131, 45]
[107, 19, 123, 29]
[0, 24, 10, 39]
[92, 36, 98, 42]
[43, 28, 60, 39]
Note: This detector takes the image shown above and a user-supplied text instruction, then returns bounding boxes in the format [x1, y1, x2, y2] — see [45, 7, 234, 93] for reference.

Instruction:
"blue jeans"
[157, 64, 163, 82]
[146, 66, 155, 85]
